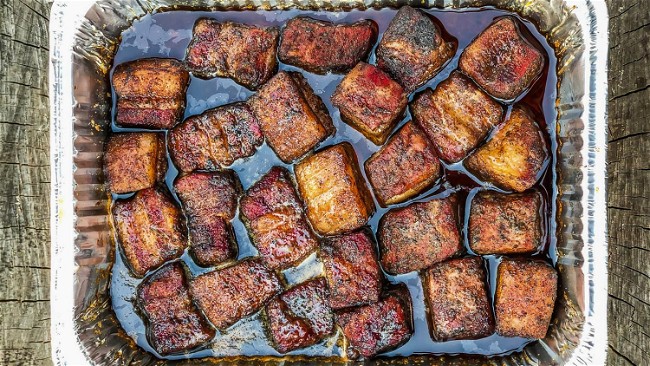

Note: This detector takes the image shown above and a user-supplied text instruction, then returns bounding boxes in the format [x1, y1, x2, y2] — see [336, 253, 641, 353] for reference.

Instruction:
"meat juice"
[109, 7, 558, 360]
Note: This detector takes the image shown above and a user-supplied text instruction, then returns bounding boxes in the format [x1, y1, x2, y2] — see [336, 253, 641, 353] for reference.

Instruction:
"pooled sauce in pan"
[109, 7, 558, 360]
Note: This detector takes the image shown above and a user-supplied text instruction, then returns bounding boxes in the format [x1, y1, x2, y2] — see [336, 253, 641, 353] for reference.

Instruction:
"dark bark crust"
[0, 0, 648, 365]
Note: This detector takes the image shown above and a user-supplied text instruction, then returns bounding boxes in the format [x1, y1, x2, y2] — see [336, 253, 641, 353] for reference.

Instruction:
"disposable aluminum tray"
[50, 0, 609, 364]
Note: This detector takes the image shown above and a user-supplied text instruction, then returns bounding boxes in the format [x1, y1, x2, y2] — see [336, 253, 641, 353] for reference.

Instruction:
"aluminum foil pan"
[50, 0, 609, 364]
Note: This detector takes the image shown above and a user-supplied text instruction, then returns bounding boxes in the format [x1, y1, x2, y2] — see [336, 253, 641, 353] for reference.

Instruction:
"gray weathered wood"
[0, 0, 52, 364]
[606, 1, 650, 365]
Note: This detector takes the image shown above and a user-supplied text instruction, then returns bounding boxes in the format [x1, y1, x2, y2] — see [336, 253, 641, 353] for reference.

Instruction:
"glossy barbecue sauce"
[110, 7, 558, 361]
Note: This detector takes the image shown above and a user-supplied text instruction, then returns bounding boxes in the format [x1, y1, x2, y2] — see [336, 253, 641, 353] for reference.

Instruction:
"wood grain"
[607, 1, 650, 365]
[0, 0, 52, 364]
[0, 0, 647, 365]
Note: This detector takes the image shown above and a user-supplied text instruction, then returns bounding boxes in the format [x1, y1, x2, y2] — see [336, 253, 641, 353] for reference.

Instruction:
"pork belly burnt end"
[174, 171, 242, 266]
[364, 122, 441, 206]
[469, 191, 542, 255]
[105, 132, 167, 194]
[112, 188, 186, 277]
[265, 278, 334, 353]
[279, 17, 378, 74]
[113, 58, 189, 128]
[321, 229, 382, 309]
[422, 257, 494, 341]
[495, 259, 557, 338]
[248, 71, 334, 163]
[459, 17, 544, 101]
[137, 263, 215, 355]
[185, 19, 279, 90]
[376, 6, 456, 92]
[411, 71, 503, 163]
[295, 143, 375, 235]
[331, 62, 407, 145]
[465, 107, 548, 192]
[240, 167, 318, 270]
[168, 102, 263, 172]
[378, 195, 462, 275]
[190, 259, 282, 330]
[336, 285, 413, 359]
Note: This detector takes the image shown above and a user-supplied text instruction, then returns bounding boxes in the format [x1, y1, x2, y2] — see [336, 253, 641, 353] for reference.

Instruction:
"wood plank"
[0, 0, 52, 365]
[607, 1, 650, 365]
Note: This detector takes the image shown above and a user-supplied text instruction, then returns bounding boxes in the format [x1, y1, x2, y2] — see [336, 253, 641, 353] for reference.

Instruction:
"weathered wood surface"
[0, 0, 647, 365]
[0, 0, 52, 365]
[606, 1, 650, 365]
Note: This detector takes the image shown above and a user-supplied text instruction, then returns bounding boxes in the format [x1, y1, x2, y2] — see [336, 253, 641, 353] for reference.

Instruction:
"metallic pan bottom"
[50, 1, 609, 364]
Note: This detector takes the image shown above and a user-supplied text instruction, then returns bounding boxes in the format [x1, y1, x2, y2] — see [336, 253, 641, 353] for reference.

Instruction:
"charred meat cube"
[469, 191, 542, 255]
[422, 257, 494, 341]
[465, 107, 548, 192]
[137, 262, 215, 355]
[112, 58, 189, 129]
[495, 259, 558, 338]
[265, 278, 334, 353]
[411, 71, 503, 163]
[364, 122, 441, 206]
[248, 71, 334, 163]
[112, 188, 186, 277]
[295, 143, 375, 235]
[331, 62, 407, 145]
[190, 258, 282, 330]
[376, 6, 456, 92]
[279, 17, 378, 75]
[240, 167, 318, 270]
[186, 217, 234, 268]
[459, 17, 544, 101]
[174, 171, 242, 266]
[174, 171, 241, 220]
[378, 195, 462, 275]
[104, 132, 167, 194]
[321, 229, 382, 309]
[185, 19, 279, 90]
[168, 102, 263, 172]
[336, 285, 413, 359]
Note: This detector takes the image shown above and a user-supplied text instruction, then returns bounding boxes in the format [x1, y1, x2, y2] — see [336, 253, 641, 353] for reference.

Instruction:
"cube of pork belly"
[105, 132, 167, 194]
[465, 107, 548, 192]
[186, 216, 235, 268]
[112, 58, 189, 128]
[295, 143, 375, 235]
[112, 188, 186, 277]
[411, 71, 503, 163]
[422, 257, 494, 341]
[321, 229, 382, 309]
[376, 6, 456, 92]
[279, 17, 378, 74]
[265, 278, 334, 353]
[495, 259, 558, 339]
[459, 17, 544, 101]
[364, 122, 441, 206]
[174, 171, 241, 220]
[469, 191, 542, 255]
[168, 102, 263, 172]
[248, 71, 334, 163]
[378, 195, 462, 275]
[336, 285, 413, 359]
[331, 62, 407, 145]
[190, 258, 282, 330]
[185, 19, 279, 90]
[240, 167, 319, 270]
[174, 171, 242, 266]
[137, 262, 215, 354]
